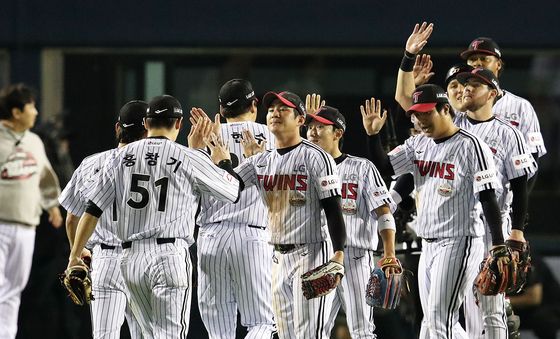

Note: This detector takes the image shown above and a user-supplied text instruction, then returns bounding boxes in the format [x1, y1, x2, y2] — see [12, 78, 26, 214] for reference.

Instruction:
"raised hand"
[305, 93, 326, 115]
[405, 22, 434, 55]
[204, 132, 231, 165]
[413, 54, 435, 86]
[241, 129, 267, 158]
[360, 97, 388, 136]
[187, 115, 213, 149]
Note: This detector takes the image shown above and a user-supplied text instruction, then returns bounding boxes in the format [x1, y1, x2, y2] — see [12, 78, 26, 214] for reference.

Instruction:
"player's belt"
[423, 238, 438, 243]
[122, 237, 176, 249]
[273, 244, 299, 253]
[100, 244, 116, 250]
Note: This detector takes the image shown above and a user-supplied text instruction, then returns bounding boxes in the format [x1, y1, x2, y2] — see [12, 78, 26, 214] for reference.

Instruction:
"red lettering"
[283, 174, 296, 190]
[444, 164, 455, 180]
[296, 175, 307, 191]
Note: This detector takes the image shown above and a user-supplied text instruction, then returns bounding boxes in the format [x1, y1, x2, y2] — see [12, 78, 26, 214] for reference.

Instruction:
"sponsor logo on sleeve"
[473, 169, 497, 189]
[318, 175, 340, 192]
[512, 153, 533, 170]
[527, 132, 544, 147]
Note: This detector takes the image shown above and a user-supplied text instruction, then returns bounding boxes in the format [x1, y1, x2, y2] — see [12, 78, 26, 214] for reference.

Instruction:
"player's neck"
[275, 132, 302, 149]
[147, 128, 178, 141]
[466, 104, 493, 121]
[226, 111, 256, 123]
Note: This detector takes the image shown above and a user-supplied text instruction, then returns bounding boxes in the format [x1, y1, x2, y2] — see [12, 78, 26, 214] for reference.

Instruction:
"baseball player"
[59, 100, 148, 339]
[66, 95, 241, 338]
[304, 100, 398, 339]
[455, 69, 537, 338]
[0, 84, 62, 339]
[394, 25, 538, 338]
[209, 91, 346, 339]
[188, 79, 276, 339]
[460, 37, 546, 189]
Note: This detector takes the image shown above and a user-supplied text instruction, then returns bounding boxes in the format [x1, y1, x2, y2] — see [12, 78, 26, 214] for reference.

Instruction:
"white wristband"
[378, 213, 396, 232]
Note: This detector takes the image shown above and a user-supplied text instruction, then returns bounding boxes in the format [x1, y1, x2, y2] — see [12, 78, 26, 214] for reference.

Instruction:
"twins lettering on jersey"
[257, 174, 308, 191]
[413, 160, 455, 180]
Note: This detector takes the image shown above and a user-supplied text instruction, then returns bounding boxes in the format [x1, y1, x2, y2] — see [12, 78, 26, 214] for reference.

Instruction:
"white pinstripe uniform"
[493, 90, 547, 158]
[454, 113, 537, 339]
[323, 155, 395, 339]
[59, 149, 143, 339]
[196, 121, 276, 339]
[236, 139, 341, 339]
[84, 137, 240, 338]
[388, 129, 499, 339]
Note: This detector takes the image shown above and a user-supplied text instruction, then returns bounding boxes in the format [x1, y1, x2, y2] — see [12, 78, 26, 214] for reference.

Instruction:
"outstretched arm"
[395, 22, 434, 111]
[360, 98, 394, 176]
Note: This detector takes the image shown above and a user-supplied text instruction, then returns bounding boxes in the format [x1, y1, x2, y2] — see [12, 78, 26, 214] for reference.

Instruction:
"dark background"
[1, 1, 559, 338]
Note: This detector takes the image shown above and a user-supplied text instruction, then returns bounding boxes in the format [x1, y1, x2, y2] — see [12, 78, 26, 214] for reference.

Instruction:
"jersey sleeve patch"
[317, 175, 340, 192]
[388, 145, 404, 156]
[473, 169, 497, 189]
[511, 153, 533, 170]
[527, 132, 544, 147]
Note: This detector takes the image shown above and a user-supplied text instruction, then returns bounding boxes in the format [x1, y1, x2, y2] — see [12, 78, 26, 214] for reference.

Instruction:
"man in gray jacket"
[0, 83, 62, 339]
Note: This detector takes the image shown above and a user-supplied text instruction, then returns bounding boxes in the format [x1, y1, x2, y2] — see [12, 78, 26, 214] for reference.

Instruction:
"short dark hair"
[145, 117, 178, 129]
[0, 84, 36, 120]
[220, 99, 255, 119]
[116, 127, 145, 144]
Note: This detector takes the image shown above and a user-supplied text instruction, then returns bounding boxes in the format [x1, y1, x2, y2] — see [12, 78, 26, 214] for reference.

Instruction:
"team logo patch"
[437, 183, 453, 197]
[527, 132, 544, 147]
[342, 200, 357, 215]
[473, 169, 496, 189]
[289, 191, 306, 206]
[512, 154, 533, 170]
[317, 175, 340, 192]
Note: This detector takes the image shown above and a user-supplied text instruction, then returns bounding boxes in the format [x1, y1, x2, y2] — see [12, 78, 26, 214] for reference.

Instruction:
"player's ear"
[334, 128, 344, 140]
[296, 114, 305, 125]
[176, 117, 183, 130]
[115, 122, 120, 135]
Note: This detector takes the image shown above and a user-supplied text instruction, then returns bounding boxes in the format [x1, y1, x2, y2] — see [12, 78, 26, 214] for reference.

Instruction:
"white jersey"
[454, 113, 537, 228]
[84, 137, 239, 243]
[197, 121, 275, 227]
[388, 129, 499, 238]
[336, 155, 395, 250]
[236, 139, 340, 244]
[59, 149, 121, 247]
[493, 90, 547, 157]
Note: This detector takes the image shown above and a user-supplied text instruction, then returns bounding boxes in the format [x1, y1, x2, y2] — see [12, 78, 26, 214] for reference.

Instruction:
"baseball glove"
[505, 240, 531, 293]
[60, 265, 94, 306]
[365, 257, 404, 309]
[475, 245, 516, 296]
[301, 261, 344, 300]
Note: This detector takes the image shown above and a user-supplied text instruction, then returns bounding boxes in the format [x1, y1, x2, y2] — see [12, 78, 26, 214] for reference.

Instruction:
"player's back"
[197, 121, 274, 226]
[99, 137, 238, 242]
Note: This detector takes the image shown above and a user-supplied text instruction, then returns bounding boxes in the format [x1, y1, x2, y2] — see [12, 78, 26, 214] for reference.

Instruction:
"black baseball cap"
[456, 67, 501, 91]
[118, 100, 148, 130]
[407, 84, 449, 115]
[262, 91, 306, 117]
[146, 95, 183, 118]
[306, 106, 346, 131]
[460, 37, 502, 59]
[218, 79, 257, 109]
[445, 64, 474, 86]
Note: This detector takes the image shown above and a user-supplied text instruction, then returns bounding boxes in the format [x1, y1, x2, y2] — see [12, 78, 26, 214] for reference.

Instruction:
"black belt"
[423, 238, 438, 243]
[248, 224, 266, 230]
[122, 238, 176, 249]
[100, 244, 116, 250]
[273, 244, 298, 253]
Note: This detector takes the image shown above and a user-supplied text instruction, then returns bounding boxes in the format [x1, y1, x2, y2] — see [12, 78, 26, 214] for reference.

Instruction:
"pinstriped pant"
[325, 246, 377, 339]
[197, 222, 276, 339]
[272, 241, 334, 339]
[418, 236, 484, 339]
[120, 239, 192, 339]
[89, 244, 143, 339]
[464, 227, 508, 339]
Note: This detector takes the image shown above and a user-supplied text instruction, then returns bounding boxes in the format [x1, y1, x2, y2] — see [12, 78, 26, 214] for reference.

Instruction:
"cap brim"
[407, 103, 437, 115]
[306, 113, 335, 126]
[460, 49, 501, 60]
[262, 92, 296, 110]
[456, 72, 496, 89]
